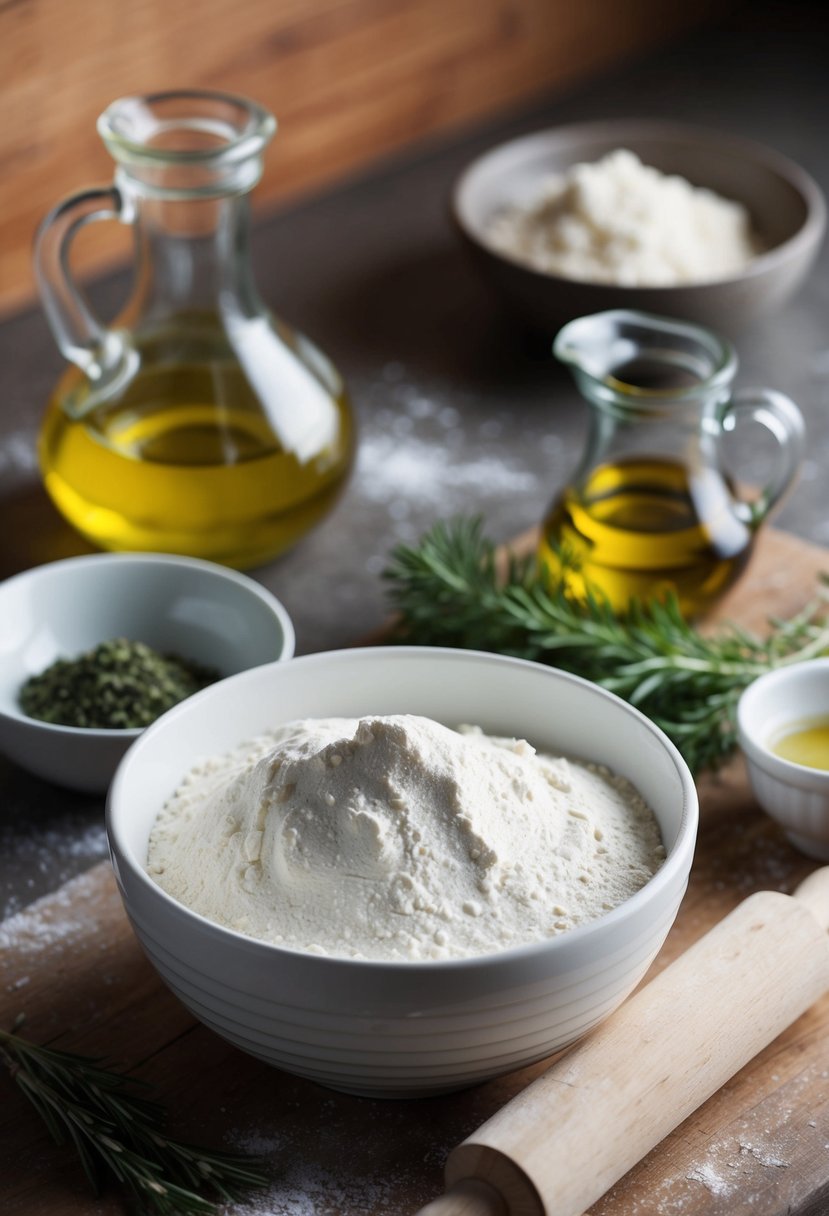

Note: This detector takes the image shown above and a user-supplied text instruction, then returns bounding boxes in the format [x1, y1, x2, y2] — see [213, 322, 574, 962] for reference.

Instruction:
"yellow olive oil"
[771, 721, 829, 771]
[539, 457, 752, 617]
[39, 324, 354, 569]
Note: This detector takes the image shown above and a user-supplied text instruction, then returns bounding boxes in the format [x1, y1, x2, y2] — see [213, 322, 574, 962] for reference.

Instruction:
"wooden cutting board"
[2, 527, 829, 1216]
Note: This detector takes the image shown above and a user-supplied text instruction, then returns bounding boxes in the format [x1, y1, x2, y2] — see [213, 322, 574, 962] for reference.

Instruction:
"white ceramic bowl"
[738, 660, 829, 859]
[452, 120, 825, 337]
[107, 647, 698, 1098]
[0, 553, 295, 793]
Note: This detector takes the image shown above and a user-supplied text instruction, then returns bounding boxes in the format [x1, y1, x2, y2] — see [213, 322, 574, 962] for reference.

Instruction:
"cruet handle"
[720, 387, 806, 527]
[34, 185, 134, 386]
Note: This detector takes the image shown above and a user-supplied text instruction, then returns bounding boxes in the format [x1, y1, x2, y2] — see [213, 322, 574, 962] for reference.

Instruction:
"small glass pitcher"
[540, 310, 805, 617]
[35, 90, 354, 569]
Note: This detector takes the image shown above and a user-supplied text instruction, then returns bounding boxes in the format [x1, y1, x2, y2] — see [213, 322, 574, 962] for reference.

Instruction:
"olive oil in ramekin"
[39, 324, 354, 569]
[539, 456, 752, 618]
[771, 721, 829, 771]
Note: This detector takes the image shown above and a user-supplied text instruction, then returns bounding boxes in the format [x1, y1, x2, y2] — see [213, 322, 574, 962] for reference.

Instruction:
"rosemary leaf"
[383, 517, 829, 774]
[0, 1024, 267, 1215]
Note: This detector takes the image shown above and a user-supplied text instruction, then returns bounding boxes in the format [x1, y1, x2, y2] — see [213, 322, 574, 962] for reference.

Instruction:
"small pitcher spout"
[554, 309, 736, 395]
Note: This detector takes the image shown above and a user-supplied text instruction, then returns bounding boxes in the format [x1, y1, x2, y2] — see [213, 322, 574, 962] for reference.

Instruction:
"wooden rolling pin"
[414, 868, 829, 1216]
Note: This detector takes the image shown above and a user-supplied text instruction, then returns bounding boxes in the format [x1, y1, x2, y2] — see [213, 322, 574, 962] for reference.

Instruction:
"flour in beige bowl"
[485, 148, 760, 286]
[147, 714, 664, 961]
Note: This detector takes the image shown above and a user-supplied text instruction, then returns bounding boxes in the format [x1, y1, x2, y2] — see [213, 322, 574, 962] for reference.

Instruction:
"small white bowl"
[107, 647, 697, 1097]
[738, 659, 829, 860]
[0, 553, 295, 793]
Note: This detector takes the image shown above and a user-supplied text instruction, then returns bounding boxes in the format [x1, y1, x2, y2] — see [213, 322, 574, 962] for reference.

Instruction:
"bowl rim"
[106, 645, 699, 973]
[451, 117, 827, 292]
[737, 658, 829, 788]
[0, 551, 296, 739]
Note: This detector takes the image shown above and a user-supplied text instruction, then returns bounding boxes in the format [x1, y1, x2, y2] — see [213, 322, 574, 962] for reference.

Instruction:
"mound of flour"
[485, 148, 759, 287]
[147, 715, 664, 961]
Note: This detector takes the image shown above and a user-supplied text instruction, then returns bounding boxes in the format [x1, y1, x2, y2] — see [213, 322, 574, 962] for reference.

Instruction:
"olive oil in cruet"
[34, 91, 353, 568]
[541, 311, 804, 617]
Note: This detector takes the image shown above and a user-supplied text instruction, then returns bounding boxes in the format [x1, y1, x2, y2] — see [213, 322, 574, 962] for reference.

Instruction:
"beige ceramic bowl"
[107, 646, 698, 1098]
[452, 119, 825, 336]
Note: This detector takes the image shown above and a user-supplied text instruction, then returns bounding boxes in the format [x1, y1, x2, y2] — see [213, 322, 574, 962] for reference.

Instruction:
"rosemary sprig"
[0, 1018, 267, 1214]
[383, 517, 829, 773]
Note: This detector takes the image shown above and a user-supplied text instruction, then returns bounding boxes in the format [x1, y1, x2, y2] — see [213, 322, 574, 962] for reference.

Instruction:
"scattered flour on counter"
[227, 1162, 411, 1216]
[0, 864, 109, 956]
[147, 714, 663, 961]
[485, 149, 760, 287]
[1, 820, 109, 919]
[0, 429, 39, 474]
[737, 1140, 790, 1169]
[685, 1161, 738, 1198]
[357, 432, 537, 510]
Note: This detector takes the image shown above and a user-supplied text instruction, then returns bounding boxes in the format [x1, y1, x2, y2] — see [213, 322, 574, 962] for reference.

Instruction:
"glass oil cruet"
[539, 310, 805, 618]
[34, 90, 354, 569]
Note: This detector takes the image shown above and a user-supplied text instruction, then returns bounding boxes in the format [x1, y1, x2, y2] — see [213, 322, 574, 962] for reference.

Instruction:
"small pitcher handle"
[720, 387, 806, 527]
[34, 185, 135, 391]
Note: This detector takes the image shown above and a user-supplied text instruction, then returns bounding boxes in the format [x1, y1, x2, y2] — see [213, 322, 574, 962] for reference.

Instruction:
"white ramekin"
[738, 658, 829, 860]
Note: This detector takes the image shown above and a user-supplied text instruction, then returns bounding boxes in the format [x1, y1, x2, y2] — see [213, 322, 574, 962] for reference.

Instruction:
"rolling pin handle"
[412, 1179, 508, 1216]
[793, 866, 829, 932]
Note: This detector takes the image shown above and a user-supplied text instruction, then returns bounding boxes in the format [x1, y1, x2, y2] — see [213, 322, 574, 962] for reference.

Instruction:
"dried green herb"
[19, 638, 218, 730]
[0, 1019, 267, 1214]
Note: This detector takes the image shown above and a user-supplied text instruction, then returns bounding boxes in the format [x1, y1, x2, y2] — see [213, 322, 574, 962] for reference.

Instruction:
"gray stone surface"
[2, 6, 828, 917]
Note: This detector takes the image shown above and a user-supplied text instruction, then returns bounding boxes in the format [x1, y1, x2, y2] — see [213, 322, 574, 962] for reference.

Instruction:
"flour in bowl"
[147, 714, 664, 961]
[485, 148, 760, 286]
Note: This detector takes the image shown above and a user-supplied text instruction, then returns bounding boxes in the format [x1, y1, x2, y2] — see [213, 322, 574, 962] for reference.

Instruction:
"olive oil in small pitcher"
[35, 91, 354, 568]
[540, 311, 805, 617]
